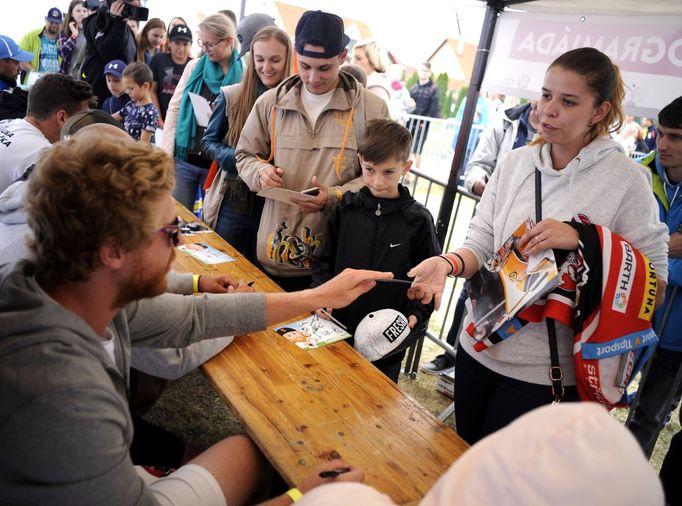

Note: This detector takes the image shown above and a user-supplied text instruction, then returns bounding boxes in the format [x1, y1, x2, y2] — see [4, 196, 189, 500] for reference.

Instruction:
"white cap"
[354, 309, 410, 362]
[421, 403, 663, 506]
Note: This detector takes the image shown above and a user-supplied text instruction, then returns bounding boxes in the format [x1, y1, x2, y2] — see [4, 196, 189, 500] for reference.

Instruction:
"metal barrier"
[398, 113, 484, 377]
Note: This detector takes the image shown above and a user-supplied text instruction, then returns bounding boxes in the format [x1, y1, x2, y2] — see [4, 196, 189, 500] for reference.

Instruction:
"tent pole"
[435, 0, 506, 246]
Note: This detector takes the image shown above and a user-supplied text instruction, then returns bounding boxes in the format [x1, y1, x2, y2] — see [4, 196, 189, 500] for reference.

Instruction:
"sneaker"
[421, 354, 455, 375]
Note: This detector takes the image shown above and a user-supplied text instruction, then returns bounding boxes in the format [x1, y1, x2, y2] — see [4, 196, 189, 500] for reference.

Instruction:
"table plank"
[173, 205, 468, 504]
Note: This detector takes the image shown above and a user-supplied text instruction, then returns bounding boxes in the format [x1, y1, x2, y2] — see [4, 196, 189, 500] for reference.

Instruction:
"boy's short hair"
[27, 135, 174, 289]
[27, 73, 93, 120]
[358, 119, 412, 164]
[122, 62, 153, 86]
[658, 96, 682, 129]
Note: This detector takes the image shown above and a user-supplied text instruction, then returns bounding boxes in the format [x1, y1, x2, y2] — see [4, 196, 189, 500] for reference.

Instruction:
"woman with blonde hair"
[408, 47, 668, 445]
[202, 26, 292, 262]
[163, 13, 243, 211]
[352, 39, 392, 106]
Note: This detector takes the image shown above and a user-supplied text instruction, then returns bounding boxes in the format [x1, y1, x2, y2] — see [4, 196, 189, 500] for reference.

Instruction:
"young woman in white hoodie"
[408, 47, 669, 445]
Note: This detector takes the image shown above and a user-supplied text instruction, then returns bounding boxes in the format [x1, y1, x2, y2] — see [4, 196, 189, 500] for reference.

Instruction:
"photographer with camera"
[81, 0, 148, 106]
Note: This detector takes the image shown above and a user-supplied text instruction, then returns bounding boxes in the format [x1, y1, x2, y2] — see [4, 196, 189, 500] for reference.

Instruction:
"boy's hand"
[407, 315, 417, 329]
[290, 176, 328, 214]
[259, 165, 283, 189]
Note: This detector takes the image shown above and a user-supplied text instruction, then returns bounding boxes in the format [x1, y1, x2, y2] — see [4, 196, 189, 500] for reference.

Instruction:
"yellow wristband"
[285, 488, 303, 503]
[192, 274, 200, 293]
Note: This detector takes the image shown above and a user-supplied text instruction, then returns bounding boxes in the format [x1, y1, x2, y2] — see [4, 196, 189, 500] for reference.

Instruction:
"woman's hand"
[406, 256, 452, 310]
[518, 218, 579, 256]
[69, 21, 79, 39]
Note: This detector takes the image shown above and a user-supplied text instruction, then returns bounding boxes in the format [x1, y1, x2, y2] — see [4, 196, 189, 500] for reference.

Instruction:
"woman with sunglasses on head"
[162, 13, 243, 212]
[408, 47, 669, 445]
[201, 27, 292, 263]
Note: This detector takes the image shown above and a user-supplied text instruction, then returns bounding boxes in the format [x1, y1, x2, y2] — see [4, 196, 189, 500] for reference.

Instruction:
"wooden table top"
[172, 205, 468, 505]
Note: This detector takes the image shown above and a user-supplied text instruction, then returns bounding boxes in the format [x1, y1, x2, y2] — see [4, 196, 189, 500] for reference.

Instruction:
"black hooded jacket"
[81, 7, 137, 105]
[312, 185, 440, 363]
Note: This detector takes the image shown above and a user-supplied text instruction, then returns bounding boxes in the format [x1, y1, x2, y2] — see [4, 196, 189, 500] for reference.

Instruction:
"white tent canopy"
[435, 0, 682, 242]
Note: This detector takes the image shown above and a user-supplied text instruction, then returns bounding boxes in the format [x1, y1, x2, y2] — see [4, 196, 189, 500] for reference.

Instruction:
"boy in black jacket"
[312, 119, 440, 382]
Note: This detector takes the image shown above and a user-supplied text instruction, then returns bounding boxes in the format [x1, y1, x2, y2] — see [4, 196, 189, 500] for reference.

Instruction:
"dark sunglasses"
[158, 216, 181, 247]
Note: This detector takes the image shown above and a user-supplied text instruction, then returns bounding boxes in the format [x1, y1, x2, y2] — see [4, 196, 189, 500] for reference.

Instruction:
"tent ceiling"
[477, 0, 682, 17]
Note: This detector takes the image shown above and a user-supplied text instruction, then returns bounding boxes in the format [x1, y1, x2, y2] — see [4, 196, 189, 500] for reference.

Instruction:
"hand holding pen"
[296, 459, 364, 497]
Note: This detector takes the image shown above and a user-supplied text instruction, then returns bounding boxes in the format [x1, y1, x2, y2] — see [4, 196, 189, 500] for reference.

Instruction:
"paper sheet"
[188, 92, 212, 127]
[257, 187, 319, 205]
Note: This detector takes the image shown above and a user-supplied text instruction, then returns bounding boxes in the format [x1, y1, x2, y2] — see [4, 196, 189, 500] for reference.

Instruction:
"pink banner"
[510, 20, 682, 77]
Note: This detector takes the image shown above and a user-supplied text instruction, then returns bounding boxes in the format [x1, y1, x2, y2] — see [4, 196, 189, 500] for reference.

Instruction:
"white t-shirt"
[300, 85, 334, 129]
[0, 119, 51, 194]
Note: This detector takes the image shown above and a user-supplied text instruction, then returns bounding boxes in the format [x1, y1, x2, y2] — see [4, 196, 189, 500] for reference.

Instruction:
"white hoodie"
[461, 137, 669, 385]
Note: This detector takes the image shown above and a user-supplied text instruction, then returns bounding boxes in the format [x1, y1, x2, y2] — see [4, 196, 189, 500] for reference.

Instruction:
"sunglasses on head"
[158, 216, 181, 247]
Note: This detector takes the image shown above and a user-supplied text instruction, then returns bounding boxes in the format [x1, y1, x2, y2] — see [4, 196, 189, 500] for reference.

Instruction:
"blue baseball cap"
[0, 34, 34, 62]
[104, 59, 126, 79]
[46, 7, 63, 23]
[295, 10, 349, 59]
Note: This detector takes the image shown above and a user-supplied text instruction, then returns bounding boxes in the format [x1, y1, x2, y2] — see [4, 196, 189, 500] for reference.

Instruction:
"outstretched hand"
[406, 256, 451, 310]
[290, 176, 329, 214]
[312, 268, 393, 310]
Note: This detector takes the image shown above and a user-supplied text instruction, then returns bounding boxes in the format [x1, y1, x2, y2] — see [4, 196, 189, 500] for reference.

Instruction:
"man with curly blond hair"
[0, 134, 389, 505]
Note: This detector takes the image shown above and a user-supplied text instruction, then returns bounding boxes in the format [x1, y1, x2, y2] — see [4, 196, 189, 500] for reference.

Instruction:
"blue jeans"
[173, 158, 209, 211]
[215, 196, 264, 266]
[628, 347, 682, 457]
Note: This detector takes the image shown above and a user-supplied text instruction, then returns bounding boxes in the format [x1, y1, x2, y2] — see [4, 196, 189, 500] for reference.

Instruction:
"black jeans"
[454, 344, 578, 445]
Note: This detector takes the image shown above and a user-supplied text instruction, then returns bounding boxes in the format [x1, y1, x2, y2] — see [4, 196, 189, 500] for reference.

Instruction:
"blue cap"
[295, 10, 349, 59]
[0, 34, 34, 62]
[104, 59, 126, 79]
[46, 7, 63, 23]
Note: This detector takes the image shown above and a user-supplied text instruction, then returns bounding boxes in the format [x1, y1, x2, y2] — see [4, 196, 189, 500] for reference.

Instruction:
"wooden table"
[172, 205, 468, 505]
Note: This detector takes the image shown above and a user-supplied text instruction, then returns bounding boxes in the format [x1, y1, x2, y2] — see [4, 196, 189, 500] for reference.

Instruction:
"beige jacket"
[236, 72, 389, 277]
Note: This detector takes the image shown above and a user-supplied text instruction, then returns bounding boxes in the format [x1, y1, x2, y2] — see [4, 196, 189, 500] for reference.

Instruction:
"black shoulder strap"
[535, 168, 564, 403]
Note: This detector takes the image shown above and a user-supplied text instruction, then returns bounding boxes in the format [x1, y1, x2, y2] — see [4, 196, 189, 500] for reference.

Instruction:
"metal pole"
[239, 0, 246, 21]
[434, 0, 505, 246]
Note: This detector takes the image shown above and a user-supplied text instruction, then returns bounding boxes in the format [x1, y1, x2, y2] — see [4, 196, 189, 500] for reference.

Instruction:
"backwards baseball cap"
[236, 13, 276, 58]
[0, 34, 34, 62]
[295, 10, 349, 59]
[169, 24, 192, 43]
[60, 110, 124, 140]
[103, 59, 126, 79]
[46, 7, 63, 23]
[354, 309, 411, 362]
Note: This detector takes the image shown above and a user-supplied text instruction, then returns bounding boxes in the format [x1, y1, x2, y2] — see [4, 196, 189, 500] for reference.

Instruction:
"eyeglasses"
[158, 216, 181, 247]
[197, 38, 227, 51]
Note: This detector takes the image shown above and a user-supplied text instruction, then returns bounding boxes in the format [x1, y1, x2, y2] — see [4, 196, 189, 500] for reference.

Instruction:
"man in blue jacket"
[629, 97, 682, 467]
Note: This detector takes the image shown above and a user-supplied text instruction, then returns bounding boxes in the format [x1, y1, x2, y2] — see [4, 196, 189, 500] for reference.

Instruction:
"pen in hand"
[318, 467, 352, 478]
[318, 308, 347, 330]
[247, 281, 255, 287]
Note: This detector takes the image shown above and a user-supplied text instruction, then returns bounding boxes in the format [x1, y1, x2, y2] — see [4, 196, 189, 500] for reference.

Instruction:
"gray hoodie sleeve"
[125, 292, 267, 349]
[131, 337, 234, 380]
[3, 386, 157, 506]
